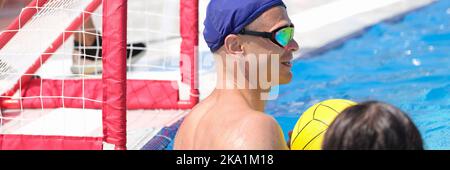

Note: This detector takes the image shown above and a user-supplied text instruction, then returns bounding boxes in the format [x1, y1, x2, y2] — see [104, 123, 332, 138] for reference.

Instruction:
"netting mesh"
[0, 0, 94, 96]
[67, 0, 183, 77]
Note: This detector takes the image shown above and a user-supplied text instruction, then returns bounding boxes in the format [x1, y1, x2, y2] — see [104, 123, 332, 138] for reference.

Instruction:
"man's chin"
[279, 74, 293, 85]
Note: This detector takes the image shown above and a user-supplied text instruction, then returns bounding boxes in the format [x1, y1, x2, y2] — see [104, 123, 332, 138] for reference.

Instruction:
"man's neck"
[213, 87, 269, 112]
[238, 88, 269, 112]
[213, 54, 271, 112]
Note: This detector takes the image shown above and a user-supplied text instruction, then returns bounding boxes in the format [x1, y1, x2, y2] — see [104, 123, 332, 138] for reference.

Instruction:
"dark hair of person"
[323, 101, 424, 150]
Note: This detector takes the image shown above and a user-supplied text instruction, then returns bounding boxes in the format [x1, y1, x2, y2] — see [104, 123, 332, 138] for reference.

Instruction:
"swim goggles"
[239, 24, 294, 48]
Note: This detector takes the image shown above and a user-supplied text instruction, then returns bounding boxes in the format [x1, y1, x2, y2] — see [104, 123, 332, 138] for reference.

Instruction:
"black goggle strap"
[239, 29, 272, 39]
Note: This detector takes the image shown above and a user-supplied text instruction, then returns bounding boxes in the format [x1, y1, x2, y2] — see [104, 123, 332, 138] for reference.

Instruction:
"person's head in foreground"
[174, 0, 298, 150]
[323, 101, 424, 150]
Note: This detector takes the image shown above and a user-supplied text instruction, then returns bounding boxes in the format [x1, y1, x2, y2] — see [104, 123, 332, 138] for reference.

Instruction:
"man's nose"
[285, 39, 299, 52]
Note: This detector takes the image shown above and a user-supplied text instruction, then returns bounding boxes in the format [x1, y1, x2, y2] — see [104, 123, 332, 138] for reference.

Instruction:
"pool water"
[267, 0, 450, 150]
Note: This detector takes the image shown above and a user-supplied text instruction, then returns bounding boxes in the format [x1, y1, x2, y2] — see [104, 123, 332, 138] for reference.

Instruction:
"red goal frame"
[0, 0, 199, 150]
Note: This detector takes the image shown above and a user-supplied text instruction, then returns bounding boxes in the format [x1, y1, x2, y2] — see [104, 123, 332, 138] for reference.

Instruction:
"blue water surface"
[267, 0, 450, 150]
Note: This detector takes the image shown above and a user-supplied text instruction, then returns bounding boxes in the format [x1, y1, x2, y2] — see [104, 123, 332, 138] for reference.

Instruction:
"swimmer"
[174, 0, 299, 150]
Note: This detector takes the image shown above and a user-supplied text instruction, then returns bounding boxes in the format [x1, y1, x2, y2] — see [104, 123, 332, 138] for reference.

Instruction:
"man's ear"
[224, 34, 244, 55]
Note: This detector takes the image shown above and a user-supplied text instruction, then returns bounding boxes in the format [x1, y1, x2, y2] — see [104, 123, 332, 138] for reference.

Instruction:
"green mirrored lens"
[275, 27, 294, 47]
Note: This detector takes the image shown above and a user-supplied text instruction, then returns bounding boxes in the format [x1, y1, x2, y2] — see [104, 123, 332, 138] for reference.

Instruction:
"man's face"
[240, 6, 299, 86]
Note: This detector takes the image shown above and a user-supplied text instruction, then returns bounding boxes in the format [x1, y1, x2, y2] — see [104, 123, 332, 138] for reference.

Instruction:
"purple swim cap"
[203, 0, 286, 52]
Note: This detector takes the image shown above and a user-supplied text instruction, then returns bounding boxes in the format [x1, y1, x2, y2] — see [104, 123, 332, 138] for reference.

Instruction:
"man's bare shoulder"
[227, 111, 288, 150]
[239, 111, 279, 130]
